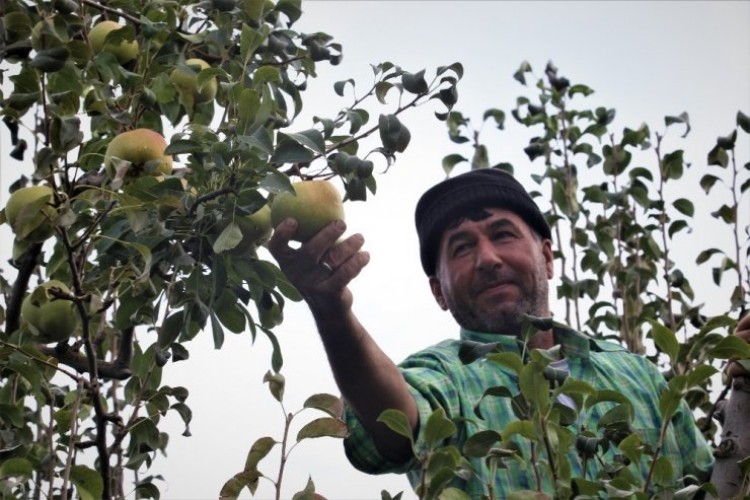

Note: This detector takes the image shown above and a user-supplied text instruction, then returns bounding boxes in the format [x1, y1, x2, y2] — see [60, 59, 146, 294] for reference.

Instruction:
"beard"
[443, 255, 550, 336]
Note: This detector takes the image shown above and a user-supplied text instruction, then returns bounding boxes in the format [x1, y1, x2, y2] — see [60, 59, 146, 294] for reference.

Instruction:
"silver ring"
[320, 261, 334, 273]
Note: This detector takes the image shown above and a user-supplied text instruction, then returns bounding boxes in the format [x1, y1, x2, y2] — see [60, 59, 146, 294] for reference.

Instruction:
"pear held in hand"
[270, 180, 344, 242]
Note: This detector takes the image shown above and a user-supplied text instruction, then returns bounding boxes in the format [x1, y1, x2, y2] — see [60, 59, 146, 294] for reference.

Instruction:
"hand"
[267, 218, 370, 314]
[727, 313, 750, 378]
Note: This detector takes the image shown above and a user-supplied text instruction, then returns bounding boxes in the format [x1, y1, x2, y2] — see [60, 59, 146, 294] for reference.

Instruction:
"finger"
[298, 219, 347, 263]
[323, 233, 365, 269]
[268, 218, 298, 259]
[324, 250, 370, 289]
[736, 313, 750, 340]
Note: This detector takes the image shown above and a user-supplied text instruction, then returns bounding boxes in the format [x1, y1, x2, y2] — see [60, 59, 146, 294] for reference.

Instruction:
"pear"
[89, 20, 138, 64]
[21, 280, 79, 343]
[270, 180, 344, 242]
[4, 185, 55, 242]
[105, 129, 173, 180]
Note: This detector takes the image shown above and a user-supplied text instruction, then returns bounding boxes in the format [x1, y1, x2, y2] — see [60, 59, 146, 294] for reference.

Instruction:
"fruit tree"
[0, 0, 460, 497]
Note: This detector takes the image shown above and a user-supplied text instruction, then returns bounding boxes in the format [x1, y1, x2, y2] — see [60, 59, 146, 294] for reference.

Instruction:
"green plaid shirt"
[343, 325, 714, 498]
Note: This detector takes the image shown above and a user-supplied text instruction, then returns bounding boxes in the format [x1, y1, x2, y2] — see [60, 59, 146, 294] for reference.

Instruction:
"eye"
[491, 230, 514, 241]
[450, 241, 472, 258]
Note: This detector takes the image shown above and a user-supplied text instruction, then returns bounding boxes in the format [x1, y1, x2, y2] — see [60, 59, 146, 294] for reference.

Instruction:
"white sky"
[1, 1, 749, 499]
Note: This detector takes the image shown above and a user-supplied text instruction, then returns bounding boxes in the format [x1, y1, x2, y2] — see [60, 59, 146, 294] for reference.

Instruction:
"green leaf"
[462, 429, 501, 457]
[303, 393, 343, 418]
[276, 0, 302, 23]
[568, 84, 594, 97]
[662, 150, 684, 180]
[664, 111, 690, 137]
[486, 352, 524, 375]
[209, 312, 226, 349]
[483, 108, 506, 129]
[696, 247, 724, 265]
[442, 154, 467, 176]
[716, 129, 737, 150]
[158, 311, 185, 348]
[423, 407, 456, 449]
[282, 129, 325, 155]
[333, 78, 354, 96]
[296, 417, 348, 441]
[261, 327, 284, 372]
[501, 420, 537, 444]
[651, 455, 674, 486]
[668, 220, 689, 239]
[401, 69, 428, 94]
[707, 145, 728, 167]
[709, 335, 750, 359]
[513, 60, 532, 85]
[170, 402, 193, 437]
[244, 436, 276, 471]
[213, 221, 243, 253]
[377, 409, 414, 442]
[699, 173, 721, 193]
[658, 387, 683, 421]
[672, 198, 694, 217]
[253, 65, 281, 85]
[0, 457, 33, 480]
[378, 114, 410, 153]
[648, 320, 679, 361]
[375, 81, 396, 104]
[437, 488, 472, 500]
[30, 46, 70, 73]
[436, 62, 464, 79]
[270, 139, 313, 163]
[70, 465, 104, 500]
[737, 110, 750, 133]
[240, 23, 267, 62]
[292, 477, 317, 500]
[263, 370, 285, 402]
[686, 364, 718, 388]
[519, 362, 550, 412]
[220, 470, 261, 499]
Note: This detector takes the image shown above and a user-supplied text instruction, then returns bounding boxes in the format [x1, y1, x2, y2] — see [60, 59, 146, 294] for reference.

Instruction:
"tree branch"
[4, 242, 43, 336]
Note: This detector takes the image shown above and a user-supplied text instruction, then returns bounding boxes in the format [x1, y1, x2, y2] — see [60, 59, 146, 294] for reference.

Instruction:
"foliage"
[378, 61, 749, 499]
[0, 0, 460, 497]
[219, 372, 347, 500]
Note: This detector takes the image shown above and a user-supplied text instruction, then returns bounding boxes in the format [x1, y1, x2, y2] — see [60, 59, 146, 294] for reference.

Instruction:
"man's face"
[428, 208, 554, 335]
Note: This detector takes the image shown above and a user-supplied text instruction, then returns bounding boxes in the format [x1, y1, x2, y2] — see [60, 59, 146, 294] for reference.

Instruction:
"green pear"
[217, 205, 273, 255]
[170, 58, 218, 104]
[270, 180, 344, 242]
[89, 20, 138, 64]
[4, 185, 55, 242]
[105, 128, 173, 180]
[21, 280, 79, 343]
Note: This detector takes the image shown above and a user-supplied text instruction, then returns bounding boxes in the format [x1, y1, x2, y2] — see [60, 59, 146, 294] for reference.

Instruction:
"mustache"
[469, 270, 520, 296]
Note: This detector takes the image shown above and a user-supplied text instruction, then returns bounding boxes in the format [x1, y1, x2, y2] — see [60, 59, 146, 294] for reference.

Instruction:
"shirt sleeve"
[343, 344, 461, 475]
[671, 398, 715, 482]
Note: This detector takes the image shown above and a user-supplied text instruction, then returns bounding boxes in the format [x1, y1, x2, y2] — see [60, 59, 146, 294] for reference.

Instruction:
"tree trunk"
[711, 376, 750, 499]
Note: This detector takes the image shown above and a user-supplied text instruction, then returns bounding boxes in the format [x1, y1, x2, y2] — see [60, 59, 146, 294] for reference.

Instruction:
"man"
[268, 168, 747, 496]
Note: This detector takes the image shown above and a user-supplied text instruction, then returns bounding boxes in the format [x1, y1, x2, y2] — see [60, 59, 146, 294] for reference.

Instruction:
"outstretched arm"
[268, 218, 418, 463]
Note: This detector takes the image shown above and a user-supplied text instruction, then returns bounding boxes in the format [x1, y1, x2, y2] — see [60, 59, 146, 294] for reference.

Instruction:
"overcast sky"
[1, 1, 749, 499]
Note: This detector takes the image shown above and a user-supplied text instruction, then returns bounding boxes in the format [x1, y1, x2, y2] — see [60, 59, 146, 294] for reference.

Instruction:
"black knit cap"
[415, 168, 551, 276]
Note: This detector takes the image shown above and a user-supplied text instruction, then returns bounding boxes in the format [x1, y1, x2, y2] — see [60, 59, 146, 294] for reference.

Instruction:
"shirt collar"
[460, 322, 591, 359]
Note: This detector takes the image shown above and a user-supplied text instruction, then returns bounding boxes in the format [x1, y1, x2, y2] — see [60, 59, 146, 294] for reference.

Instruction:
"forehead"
[440, 208, 530, 243]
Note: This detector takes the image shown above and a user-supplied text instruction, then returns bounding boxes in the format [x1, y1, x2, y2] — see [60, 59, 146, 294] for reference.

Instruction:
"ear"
[542, 239, 554, 279]
[429, 276, 449, 311]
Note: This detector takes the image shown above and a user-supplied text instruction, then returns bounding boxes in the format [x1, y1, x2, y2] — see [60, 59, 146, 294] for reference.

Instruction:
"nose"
[474, 236, 502, 271]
